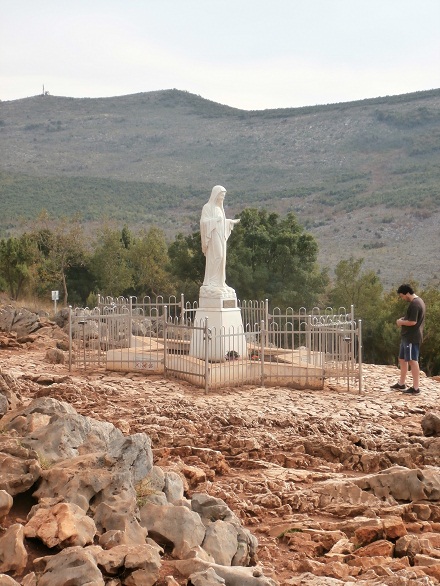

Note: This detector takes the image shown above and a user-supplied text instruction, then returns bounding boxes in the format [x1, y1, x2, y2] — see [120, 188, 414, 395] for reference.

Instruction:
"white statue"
[200, 185, 240, 295]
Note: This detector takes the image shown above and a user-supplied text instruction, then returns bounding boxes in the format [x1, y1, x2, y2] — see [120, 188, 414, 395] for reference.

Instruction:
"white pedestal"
[189, 294, 248, 362]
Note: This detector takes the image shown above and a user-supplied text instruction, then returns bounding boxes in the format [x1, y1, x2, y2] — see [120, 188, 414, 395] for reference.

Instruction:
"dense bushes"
[1, 210, 439, 375]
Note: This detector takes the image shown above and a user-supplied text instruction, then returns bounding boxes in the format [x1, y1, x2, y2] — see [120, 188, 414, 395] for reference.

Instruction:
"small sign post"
[51, 290, 59, 314]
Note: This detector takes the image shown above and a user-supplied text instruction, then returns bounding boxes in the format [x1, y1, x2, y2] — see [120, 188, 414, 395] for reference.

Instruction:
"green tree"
[227, 209, 328, 307]
[65, 263, 96, 306]
[327, 257, 388, 363]
[121, 224, 132, 249]
[373, 288, 403, 366]
[0, 234, 38, 299]
[168, 232, 205, 301]
[90, 225, 133, 297]
[30, 212, 87, 305]
[417, 287, 440, 376]
[129, 227, 175, 297]
[168, 208, 327, 307]
[328, 257, 383, 316]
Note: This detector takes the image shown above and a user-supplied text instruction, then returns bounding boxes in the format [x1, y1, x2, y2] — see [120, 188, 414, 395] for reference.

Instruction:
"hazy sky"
[2, 0, 440, 110]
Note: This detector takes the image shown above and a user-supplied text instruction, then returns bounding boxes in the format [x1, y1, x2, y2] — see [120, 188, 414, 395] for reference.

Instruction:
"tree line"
[1, 209, 439, 376]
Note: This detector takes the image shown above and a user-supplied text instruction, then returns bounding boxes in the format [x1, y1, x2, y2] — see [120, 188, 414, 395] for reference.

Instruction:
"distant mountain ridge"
[1, 88, 440, 288]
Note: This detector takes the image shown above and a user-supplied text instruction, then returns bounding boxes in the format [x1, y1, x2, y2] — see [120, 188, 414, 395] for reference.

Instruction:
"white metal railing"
[69, 297, 361, 393]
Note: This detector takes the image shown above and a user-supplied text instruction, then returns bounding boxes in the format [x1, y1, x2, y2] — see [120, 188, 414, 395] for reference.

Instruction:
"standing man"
[390, 284, 426, 395]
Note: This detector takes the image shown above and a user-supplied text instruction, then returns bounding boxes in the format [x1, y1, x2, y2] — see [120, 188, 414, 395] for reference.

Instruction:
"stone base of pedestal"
[106, 348, 164, 372]
[189, 305, 248, 362]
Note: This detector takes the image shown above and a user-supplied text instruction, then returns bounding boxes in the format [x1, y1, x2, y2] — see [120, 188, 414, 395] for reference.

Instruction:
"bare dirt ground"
[2, 329, 440, 585]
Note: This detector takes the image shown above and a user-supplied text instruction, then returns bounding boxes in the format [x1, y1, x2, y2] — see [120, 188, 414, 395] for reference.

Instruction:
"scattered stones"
[2, 315, 440, 584]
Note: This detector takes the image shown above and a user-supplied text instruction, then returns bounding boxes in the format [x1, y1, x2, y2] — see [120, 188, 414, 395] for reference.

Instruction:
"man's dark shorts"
[399, 342, 420, 361]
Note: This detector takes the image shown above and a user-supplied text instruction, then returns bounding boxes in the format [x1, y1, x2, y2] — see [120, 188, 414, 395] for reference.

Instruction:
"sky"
[1, 0, 440, 111]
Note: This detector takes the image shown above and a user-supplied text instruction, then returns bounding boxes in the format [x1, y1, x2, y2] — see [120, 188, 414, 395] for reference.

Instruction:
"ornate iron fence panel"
[69, 298, 362, 392]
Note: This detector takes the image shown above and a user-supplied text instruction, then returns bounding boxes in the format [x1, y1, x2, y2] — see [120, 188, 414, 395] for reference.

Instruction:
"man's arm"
[396, 318, 417, 327]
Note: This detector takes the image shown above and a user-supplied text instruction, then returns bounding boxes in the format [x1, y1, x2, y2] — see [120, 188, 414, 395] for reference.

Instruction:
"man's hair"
[397, 284, 414, 295]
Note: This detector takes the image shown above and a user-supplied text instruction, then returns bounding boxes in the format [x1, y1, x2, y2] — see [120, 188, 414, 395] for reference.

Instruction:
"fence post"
[97, 309, 102, 367]
[81, 319, 86, 369]
[260, 320, 265, 387]
[128, 296, 133, 349]
[180, 293, 185, 324]
[68, 306, 72, 371]
[358, 319, 363, 394]
[163, 306, 168, 373]
[204, 317, 210, 394]
[307, 315, 312, 366]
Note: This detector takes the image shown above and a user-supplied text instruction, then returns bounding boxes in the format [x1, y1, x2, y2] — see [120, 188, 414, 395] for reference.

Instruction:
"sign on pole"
[51, 290, 59, 314]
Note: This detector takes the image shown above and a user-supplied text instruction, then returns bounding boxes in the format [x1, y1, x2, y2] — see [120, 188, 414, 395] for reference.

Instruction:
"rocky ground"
[2, 318, 440, 585]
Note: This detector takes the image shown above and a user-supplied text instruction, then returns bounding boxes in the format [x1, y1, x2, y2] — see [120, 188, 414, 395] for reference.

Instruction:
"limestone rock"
[164, 469, 185, 504]
[0, 576, 21, 586]
[191, 493, 241, 526]
[0, 490, 13, 521]
[1, 398, 77, 444]
[0, 371, 23, 412]
[354, 466, 440, 502]
[202, 520, 239, 566]
[352, 538, 394, 558]
[189, 567, 226, 585]
[164, 577, 181, 586]
[0, 524, 28, 574]
[0, 306, 42, 337]
[174, 556, 278, 586]
[34, 452, 127, 510]
[0, 393, 8, 417]
[92, 544, 161, 585]
[395, 534, 422, 562]
[45, 348, 66, 364]
[24, 501, 97, 548]
[3, 397, 153, 478]
[140, 502, 206, 558]
[191, 492, 258, 565]
[99, 529, 141, 549]
[422, 412, 440, 437]
[382, 515, 407, 539]
[93, 499, 148, 545]
[0, 438, 41, 496]
[21, 574, 37, 586]
[32, 452, 148, 546]
[34, 546, 105, 586]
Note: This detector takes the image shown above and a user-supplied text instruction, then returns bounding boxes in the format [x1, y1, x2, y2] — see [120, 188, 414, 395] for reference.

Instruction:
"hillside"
[1, 88, 440, 288]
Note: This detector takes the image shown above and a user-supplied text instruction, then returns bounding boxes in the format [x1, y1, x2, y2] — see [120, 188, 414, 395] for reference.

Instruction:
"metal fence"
[69, 296, 362, 393]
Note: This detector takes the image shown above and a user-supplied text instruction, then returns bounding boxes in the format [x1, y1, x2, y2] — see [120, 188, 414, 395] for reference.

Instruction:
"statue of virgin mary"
[200, 185, 240, 295]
